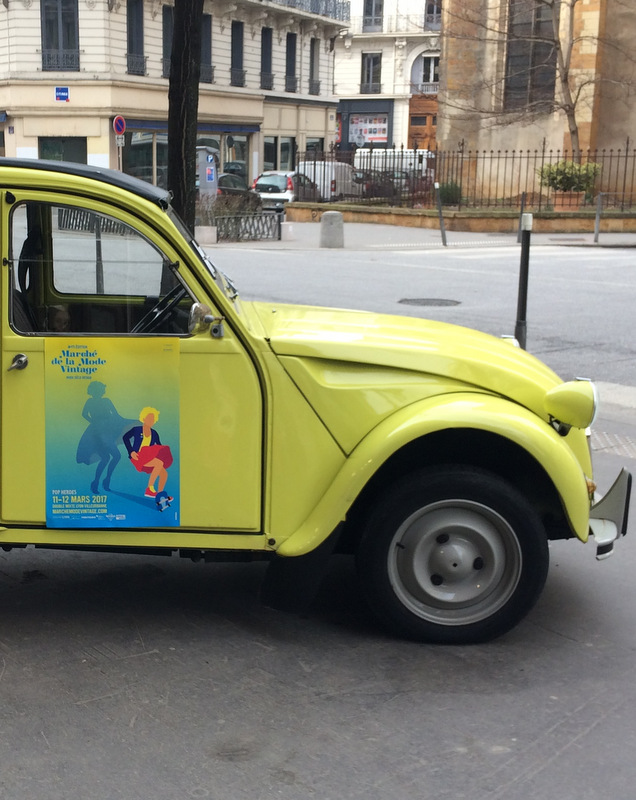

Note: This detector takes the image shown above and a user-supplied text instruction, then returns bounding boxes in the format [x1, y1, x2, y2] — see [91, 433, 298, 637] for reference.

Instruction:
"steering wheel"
[131, 284, 188, 334]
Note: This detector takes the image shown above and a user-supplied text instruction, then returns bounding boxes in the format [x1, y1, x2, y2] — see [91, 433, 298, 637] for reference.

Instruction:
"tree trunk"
[167, 0, 204, 232]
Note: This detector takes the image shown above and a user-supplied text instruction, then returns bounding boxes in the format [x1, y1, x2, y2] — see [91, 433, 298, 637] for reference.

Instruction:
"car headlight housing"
[544, 378, 598, 435]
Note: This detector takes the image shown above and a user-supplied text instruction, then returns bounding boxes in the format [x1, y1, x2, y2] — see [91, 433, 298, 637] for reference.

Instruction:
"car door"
[1, 192, 262, 535]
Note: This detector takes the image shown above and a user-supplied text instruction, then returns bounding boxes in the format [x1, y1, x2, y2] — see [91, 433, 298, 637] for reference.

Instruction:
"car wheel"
[355, 466, 549, 644]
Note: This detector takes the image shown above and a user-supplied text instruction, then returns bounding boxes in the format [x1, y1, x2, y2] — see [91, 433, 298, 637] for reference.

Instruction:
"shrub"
[538, 161, 601, 193]
[438, 181, 462, 205]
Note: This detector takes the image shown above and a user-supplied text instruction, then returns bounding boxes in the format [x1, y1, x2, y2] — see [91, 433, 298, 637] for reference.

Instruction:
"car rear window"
[256, 176, 287, 191]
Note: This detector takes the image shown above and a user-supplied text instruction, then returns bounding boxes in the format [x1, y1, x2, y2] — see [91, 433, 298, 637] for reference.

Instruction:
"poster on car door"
[45, 338, 180, 528]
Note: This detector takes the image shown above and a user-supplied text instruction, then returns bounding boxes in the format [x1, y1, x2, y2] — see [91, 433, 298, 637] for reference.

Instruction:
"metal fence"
[214, 212, 281, 242]
[296, 146, 636, 210]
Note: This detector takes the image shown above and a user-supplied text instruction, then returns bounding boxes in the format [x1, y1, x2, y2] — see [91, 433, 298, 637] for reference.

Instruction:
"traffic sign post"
[113, 116, 126, 170]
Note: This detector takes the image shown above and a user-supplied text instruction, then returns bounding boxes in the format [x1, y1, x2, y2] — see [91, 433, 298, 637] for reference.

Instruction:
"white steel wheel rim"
[387, 499, 523, 627]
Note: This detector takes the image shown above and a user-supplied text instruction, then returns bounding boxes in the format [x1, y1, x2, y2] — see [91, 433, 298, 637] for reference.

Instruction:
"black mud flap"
[260, 527, 342, 613]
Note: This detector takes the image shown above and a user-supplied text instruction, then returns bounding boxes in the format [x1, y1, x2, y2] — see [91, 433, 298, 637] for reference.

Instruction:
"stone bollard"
[319, 211, 344, 248]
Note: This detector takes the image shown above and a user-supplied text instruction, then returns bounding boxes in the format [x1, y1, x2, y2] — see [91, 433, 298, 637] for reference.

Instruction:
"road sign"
[113, 115, 126, 135]
[55, 87, 70, 103]
[115, 135, 125, 147]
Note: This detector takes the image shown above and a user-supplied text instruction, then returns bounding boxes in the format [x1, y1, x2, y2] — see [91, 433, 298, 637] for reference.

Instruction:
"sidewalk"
[212, 220, 636, 250]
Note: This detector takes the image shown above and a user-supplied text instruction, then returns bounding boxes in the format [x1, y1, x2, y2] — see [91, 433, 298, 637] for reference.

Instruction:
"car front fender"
[275, 392, 590, 557]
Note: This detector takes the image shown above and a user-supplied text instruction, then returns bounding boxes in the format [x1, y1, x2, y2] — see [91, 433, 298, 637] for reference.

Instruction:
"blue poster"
[45, 339, 180, 528]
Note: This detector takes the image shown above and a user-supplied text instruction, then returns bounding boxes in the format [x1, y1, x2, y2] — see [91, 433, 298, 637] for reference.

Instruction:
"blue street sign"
[55, 87, 70, 103]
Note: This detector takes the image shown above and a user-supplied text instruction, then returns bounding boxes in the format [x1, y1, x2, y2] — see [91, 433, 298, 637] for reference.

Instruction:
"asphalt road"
[1, 237, 635, 800]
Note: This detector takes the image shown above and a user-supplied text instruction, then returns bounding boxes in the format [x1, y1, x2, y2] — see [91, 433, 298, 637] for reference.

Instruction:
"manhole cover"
[399, 298, 461, 307]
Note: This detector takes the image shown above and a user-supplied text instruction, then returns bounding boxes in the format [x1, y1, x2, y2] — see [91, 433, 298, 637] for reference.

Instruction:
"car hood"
[249, 301, 562, 414]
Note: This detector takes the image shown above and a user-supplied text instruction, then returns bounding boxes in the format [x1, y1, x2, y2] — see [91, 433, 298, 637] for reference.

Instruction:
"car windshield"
[167, 207, 240, 303]
[256, 175, 287, 191]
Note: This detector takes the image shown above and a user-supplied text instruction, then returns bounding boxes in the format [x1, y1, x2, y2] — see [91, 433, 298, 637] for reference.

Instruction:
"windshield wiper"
[222, 271, 239, 300]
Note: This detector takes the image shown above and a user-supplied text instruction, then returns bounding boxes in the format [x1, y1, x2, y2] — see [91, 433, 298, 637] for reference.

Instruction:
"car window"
[256, 176, 287, 191]
[10, 201, 194, 336]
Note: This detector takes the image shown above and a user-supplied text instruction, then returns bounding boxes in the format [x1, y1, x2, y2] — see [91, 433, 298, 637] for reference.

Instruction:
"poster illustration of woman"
[76, 381, 133, 493]
[123, 407, 174, 509]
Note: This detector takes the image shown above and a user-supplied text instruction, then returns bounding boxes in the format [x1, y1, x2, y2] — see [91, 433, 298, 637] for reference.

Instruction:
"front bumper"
[589, 468, 632, 559]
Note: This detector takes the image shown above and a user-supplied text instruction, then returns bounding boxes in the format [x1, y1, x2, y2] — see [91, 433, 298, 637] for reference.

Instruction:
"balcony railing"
[360, 81, 382, 94]
[271, 0, 350, 22]
[127, 53, 147, 75]
[362, 14, 382, 31]
[163, 60, 215, 83]
[230, 68, 246, 87]
[261, 71, 275, 90]
[200, 64, 215, 84]
[308, 79, 321, 95]
[348, 13, 440, 34]
[285, 75, 298, 92]
[410, 81, 439, 95]
[42, 49, 80, 71]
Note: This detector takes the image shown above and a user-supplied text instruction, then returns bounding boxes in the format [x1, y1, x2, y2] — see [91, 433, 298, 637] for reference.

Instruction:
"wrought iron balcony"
[200, 64, 215, 84]
[348, 13, 441, 34]
[271, 0, 350, 22]
[42, 49, 80, 71]
[360, 81, 382, 94]
[127, 53, 147, 76]
[261, 72, 275, 90]
[230, 68, 246, 87]
[285, 75, 298, 93]
[309, 79, 321, 95]
[410, 81, 439, 95]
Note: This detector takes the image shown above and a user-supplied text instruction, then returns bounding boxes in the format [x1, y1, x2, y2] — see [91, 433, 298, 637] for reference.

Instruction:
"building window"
[361, 53, 381, 94]
[309, 38, 320, 95]
[411, 115, 428, 126]
[410, 55, 439, 93]
[261, 27, 274, 90]
[425, 1, 441, 30]
[281, 137, 296, 170]
[363, 0, 383, 32]
[504, 0, 558, 111]
[162, 5, 172, 78]
[39, 137, 87, 163]
[231, 20, 245, 87]
[264, 136, 277, 171]
[163, 8, 213, 83]
[41, 0, 79, 71]
[285, 33, 297, 92]
[127, 0, 146, 75]
[200, 14, 213, 83]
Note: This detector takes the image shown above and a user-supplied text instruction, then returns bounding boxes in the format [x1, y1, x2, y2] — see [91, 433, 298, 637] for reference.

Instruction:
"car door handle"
[8, 353, 28, 371]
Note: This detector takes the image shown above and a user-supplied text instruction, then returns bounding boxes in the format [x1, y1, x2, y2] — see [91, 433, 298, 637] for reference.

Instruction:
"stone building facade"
[0, 0, 348, 183]
[438, 0, 636, 155]
[333, 0, 441, 151]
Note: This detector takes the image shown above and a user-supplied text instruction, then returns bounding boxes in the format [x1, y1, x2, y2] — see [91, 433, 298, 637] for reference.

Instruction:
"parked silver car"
[253, 170, 322, 212]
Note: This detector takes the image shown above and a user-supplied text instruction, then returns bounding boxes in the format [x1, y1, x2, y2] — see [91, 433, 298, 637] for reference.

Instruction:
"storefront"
[121, 120, 261, 187]
[336, 99, 395, 152]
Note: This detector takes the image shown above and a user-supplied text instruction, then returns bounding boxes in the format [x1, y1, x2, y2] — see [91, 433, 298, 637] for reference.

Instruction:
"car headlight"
[544, 378, 598, 434]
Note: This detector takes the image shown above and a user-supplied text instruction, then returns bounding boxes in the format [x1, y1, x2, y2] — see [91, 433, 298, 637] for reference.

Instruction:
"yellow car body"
[0, 158, 629, 643]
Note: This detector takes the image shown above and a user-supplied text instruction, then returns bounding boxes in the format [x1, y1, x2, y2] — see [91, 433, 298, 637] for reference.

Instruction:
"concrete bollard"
[319, 211, 344, 248]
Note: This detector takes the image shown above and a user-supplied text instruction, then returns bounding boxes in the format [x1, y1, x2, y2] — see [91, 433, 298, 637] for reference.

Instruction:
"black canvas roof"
[0, 158, 172, 209]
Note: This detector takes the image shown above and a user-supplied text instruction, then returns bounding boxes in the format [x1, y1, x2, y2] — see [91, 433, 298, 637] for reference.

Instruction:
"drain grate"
[399, 298, 461, 307]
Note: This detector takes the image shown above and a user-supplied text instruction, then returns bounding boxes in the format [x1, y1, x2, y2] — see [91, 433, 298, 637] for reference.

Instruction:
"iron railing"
[127, 53, 147, 75]
[42, 49, 80, 71]
[214, 213, 282, 242]
[295, 146, 636, 211]
[230, 68, 246, 87]
[272, 0, 350, 22]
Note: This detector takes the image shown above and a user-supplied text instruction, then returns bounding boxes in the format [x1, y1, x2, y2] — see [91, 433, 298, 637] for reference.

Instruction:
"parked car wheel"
[356, 467, 549, 644]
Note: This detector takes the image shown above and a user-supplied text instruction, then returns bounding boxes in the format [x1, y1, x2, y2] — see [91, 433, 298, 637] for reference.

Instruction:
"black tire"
[355, 467, 549, 644]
